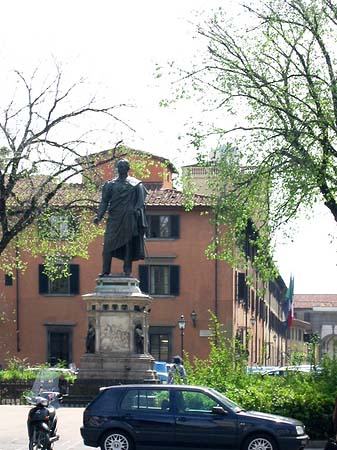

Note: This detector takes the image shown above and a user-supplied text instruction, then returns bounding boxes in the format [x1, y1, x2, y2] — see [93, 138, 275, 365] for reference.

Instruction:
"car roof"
[261, 365, 315, 375]
[99, 384, 210, 392]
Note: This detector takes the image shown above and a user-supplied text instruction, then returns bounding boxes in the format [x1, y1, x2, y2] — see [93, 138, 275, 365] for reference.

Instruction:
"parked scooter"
[27, 395, 60, 450]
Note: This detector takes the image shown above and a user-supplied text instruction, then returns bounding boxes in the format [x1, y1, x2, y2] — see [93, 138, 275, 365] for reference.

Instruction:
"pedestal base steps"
[78, 352, 158, 382]
[64, 377, 159, 407]
[68, 276, 159, 406]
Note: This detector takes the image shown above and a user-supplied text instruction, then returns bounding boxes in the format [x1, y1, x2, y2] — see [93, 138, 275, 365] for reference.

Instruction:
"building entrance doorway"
[46, 325, 73, 366]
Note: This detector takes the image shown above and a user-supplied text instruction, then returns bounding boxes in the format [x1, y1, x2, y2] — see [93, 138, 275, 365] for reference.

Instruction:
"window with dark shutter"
[5, 274, 13, 286]
[251, 290, 255, 312]
[237, 272, 246, 301]
[139, 264, 180, 296]
[69, 265, 80, 295]
[146, 215, 180, 239]
[39, 265, 49, 294]
[139, 265, 149, 293]
[147, 216, 160, 238]
[260, 299, 264, 320]
[39, 264, 79, 295]
[170, 265, 180, 296]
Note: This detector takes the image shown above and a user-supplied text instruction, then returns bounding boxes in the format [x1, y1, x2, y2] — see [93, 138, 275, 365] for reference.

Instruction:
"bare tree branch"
[0, 64, 133, 259]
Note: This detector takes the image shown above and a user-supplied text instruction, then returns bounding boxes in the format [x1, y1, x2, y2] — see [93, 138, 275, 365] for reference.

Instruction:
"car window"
[208, 388, 243, 412]
[91, 388, 119, 410]
[120, 389, 170, 412]
[178, 390, 219, 414]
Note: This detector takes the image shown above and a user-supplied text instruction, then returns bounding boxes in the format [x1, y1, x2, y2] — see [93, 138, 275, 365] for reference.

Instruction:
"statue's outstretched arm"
[94, 182, 110, 223]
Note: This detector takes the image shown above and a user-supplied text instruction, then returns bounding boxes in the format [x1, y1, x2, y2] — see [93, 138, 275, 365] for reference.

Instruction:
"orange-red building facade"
[0, 150, 287, 369]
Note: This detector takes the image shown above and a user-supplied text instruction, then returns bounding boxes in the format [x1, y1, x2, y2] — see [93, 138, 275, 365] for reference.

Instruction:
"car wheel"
[243, 433, 277, 450]
[100, 430, 134, 450]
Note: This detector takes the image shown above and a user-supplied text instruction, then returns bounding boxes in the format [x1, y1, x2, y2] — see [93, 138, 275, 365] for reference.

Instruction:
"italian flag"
[285, 275, 295, 329]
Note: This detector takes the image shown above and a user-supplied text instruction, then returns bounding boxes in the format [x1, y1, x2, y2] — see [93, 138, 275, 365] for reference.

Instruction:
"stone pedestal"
[77, 276, 157, 385]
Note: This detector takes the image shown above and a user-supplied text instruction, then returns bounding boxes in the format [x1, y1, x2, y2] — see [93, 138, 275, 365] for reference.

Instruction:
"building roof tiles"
[9, 181, 209, 211]
[294, 294, 337, 308]
[146, 188, 209, 207]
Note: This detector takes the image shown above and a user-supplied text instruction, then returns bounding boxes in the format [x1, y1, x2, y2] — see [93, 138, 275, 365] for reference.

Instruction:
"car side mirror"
[212, 406, 228, 415]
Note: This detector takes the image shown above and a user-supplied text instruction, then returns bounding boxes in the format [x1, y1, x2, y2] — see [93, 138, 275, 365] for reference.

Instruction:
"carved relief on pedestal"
[100, 316, 130, 352]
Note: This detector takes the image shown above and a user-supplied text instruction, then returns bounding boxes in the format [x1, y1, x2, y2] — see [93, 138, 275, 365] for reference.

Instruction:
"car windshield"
[208, 388, 244, 412]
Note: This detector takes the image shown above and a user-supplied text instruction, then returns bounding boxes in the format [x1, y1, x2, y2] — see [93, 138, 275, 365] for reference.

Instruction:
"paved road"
[0, 405, 88, 450]
[0, 404, 324, 450]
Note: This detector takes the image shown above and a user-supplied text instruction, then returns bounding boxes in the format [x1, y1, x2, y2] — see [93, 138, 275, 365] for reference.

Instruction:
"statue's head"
[116, 159, 130, 175]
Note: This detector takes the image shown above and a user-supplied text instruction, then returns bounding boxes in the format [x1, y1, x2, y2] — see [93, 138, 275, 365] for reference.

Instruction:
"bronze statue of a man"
[94, 159, 148, 276]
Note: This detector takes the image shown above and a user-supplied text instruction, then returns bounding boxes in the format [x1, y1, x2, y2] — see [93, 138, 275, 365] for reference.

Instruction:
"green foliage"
[289, 350, 307, 366]
[235, 375, 334, 440]
[185, 316, 337, 439]
[0, 358, 76, 383]
[181, 168, 199, 212]
[208, 147, 278, 282]
[185, 313, 249, 392]
[0, 357, 33, 382]
[5, 356, 29, 371]
[172, 0, 337, 280]
[315, 354, 337, 396]
[1, 207, 104, 279]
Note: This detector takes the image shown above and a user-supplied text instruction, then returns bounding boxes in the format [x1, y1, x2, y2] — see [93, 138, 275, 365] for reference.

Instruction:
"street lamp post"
[178, 314, 186, 358]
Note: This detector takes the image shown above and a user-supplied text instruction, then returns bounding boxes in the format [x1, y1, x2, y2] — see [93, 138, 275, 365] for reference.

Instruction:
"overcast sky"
[1, 0, 337, 294]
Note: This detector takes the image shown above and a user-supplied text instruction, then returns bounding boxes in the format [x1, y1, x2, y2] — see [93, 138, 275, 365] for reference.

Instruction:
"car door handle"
[176, 417, 187, 422]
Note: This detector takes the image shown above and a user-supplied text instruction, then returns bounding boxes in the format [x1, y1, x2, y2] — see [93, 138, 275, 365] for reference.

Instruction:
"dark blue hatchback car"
[80, 384, 309, 450]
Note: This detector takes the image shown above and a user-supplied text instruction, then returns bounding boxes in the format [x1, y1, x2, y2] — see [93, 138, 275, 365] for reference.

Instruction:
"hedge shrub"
[185, 316, 337, 439]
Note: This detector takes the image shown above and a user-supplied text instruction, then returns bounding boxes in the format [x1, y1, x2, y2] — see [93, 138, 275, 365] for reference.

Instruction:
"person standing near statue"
[168, 355, 186, 384]
[93, 159, 148, 276]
